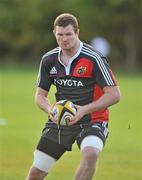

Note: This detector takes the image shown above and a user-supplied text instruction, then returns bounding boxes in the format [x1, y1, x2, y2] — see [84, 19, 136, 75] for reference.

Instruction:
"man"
[26, 13, 121, 180]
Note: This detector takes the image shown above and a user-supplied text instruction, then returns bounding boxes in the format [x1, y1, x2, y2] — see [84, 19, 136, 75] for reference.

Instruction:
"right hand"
[47, 103, 58, 124]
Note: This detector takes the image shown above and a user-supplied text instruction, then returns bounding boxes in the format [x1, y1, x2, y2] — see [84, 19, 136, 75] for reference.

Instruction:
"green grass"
[0, 67, 142, 180]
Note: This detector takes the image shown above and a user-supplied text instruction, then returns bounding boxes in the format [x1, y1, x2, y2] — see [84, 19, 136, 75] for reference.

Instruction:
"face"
[53, 24, 79, 51]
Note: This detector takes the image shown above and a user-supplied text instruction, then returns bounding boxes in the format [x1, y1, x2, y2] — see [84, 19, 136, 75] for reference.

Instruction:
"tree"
[0, 0, 142, 72]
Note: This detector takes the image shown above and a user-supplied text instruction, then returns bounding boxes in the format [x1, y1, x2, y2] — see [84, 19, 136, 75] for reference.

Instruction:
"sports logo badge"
[50, 66, 57, 74]
[77, 66, 86, 75]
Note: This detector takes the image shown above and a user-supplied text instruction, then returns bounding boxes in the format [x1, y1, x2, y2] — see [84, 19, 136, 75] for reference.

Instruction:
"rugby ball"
[52, 100, 77, 126]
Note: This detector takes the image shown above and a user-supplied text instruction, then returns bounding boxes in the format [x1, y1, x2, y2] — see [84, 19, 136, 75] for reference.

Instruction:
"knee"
[26, 166, 47, 180]
[82, 147, 100, 164]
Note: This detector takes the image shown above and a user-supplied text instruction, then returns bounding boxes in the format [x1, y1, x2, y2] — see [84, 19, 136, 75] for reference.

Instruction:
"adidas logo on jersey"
[50, 67, 57, 74]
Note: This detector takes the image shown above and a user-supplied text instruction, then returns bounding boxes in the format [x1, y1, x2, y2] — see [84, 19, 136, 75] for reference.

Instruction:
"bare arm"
[83, 85, 121, 113]
[35, 87, 52, 114]
[69, 86, 121, 125]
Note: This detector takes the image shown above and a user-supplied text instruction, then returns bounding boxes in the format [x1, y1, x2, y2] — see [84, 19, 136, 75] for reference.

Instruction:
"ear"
[53, 29, 56, 35]
[77, 28, 80, 36]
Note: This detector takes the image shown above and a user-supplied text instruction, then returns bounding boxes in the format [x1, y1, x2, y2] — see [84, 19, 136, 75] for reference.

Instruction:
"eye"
[66, 33, 72, 36]
[57, 33, 63, 36]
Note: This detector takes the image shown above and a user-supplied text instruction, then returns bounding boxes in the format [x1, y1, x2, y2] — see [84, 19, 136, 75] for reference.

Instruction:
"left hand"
[68, 105, 87, 125]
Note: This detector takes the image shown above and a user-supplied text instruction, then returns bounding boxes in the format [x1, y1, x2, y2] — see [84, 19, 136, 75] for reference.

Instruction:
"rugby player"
[26, 13, 121, 180]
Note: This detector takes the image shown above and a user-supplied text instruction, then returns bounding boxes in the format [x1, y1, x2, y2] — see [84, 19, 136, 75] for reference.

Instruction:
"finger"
[51, 102, 56, 108]
[49, 102, 57, 123]
[49, 111, 58, 124]
[50, 115, 58, 124]
[49, 113, 54, 120]
[68, 115, 79, 126]
[74, 104, 80, 109]
[68, 116, 80, 125]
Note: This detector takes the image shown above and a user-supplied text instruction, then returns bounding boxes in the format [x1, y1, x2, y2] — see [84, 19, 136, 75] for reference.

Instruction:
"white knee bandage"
[33, 150, 56, 173]
[80, 135, 104, 152]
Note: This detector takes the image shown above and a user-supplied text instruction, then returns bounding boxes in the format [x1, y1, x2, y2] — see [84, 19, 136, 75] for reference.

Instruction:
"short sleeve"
[94, 57, 117, 88]
[36, 57, 53, 91]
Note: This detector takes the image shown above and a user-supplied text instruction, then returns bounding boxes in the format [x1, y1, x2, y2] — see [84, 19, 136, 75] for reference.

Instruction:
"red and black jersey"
[37, 42, 117, 124]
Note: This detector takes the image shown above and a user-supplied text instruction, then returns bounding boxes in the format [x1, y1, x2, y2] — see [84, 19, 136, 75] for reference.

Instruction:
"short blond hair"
[54, 13, 79, 32]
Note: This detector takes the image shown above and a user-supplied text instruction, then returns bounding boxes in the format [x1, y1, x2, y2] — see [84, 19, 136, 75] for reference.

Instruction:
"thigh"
[37, 136, 66, 160]
[76, 122, 109, 150]
[37, 124, 77, 158]
[33, 150, 56, 173]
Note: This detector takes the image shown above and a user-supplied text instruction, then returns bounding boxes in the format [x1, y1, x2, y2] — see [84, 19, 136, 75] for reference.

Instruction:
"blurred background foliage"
[0, 0, 142, 72]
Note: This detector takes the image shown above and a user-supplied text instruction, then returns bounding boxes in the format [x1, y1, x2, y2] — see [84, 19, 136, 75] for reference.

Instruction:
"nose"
[62, 36, 67, 41]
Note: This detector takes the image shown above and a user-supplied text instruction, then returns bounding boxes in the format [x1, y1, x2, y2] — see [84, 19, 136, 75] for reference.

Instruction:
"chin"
[60, 43, 72, 49]
[62, 46, 71, 50]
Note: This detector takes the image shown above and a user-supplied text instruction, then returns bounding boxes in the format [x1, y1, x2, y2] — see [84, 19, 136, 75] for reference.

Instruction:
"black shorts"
[36, 122, 108, 160]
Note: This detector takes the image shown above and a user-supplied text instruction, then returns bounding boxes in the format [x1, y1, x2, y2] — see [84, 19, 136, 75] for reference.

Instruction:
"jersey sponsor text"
[54, 79, 84, 87]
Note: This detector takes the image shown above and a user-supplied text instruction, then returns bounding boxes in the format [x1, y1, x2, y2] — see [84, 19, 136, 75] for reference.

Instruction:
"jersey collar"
[58, 41, 83, 75]
[58, 41, 83, 66]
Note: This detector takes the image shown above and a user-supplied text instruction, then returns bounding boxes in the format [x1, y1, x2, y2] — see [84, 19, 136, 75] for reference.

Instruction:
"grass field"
[0, 66, 142, 180]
